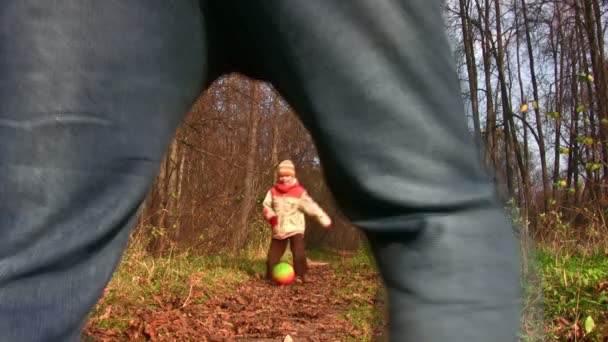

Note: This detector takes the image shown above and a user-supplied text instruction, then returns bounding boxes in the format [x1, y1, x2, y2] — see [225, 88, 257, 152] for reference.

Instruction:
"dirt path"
[85, 264, 386, 341]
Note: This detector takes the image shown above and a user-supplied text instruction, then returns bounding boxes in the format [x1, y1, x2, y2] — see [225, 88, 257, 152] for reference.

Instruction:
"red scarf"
[275, 180, 299, 193]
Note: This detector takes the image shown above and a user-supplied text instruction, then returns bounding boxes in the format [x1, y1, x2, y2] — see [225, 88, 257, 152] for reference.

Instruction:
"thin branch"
[176, 139, 244, 169]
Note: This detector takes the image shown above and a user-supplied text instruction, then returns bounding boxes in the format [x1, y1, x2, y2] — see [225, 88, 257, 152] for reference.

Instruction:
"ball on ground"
[272, 262, 295, 285]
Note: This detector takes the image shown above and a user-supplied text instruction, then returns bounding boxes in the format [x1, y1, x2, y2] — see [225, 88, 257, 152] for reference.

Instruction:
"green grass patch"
[87, 243, 260, 332]
[316, 244, 386, 341]
[87, 241, 386, 339]
[90, 237, 608, 341]
[538, 247, 608, 341]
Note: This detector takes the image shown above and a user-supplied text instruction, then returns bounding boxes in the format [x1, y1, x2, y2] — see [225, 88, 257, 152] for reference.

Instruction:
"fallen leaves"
[84, 265, 385, 341]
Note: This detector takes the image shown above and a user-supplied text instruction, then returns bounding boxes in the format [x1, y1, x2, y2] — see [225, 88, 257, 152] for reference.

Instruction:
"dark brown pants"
[266, 234, 307, 279]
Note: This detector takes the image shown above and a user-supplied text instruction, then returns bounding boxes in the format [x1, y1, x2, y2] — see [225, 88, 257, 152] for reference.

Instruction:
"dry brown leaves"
[83, 266, 381, 341]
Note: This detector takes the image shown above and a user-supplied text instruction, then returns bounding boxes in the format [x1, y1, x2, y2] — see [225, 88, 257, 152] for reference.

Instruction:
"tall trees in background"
[139, 0, 608, 254]
[138, 75, 359, 255]
[448, 0, 608, 239]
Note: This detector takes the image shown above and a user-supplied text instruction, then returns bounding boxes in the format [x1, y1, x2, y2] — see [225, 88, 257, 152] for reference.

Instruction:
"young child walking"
[262, 160, 332, 283]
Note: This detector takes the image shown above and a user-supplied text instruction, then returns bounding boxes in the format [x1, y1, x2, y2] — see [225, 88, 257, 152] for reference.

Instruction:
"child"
[262, 160, 332, 283]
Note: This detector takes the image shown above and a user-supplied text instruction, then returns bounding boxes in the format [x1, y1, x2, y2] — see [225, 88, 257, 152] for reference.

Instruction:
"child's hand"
[269, 216, 278, 228]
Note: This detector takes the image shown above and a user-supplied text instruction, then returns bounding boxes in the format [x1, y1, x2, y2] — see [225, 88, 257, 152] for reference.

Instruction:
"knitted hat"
[277, 160, 296, 177]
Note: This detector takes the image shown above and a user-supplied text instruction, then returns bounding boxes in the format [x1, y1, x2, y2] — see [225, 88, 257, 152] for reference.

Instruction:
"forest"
[84, 0, 608, 340]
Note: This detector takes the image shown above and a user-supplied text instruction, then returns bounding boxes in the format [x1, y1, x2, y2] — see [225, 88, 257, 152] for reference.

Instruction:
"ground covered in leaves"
[82, 246, 386, 341]
[82, 242, 608, 341]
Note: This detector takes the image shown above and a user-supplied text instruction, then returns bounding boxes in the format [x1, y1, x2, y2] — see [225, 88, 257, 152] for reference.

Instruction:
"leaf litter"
[84, 264, 386, 341]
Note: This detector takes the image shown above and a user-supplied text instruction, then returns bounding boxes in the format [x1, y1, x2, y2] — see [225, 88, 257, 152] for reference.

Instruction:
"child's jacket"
[262, 180, 331, 240]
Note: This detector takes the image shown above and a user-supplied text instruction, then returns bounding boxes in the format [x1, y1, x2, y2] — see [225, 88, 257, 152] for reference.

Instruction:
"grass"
[310, 244, 387, 341]
[536, 246, 608, 341]
[87, 242, 257, 332]
[89, 236, 608, 341]
[338, 250, 386, 341]
[86, 240, 386, 340]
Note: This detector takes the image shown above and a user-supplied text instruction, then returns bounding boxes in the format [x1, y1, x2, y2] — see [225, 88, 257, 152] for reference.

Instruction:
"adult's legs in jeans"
[0, 1, 207, 340]
[226, 1, 521, 340]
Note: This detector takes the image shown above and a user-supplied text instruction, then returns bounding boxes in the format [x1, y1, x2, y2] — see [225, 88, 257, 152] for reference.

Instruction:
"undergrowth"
[87, 226, 608, 341]
[537, 246, 608, 341]
[86, 239, 385, 340]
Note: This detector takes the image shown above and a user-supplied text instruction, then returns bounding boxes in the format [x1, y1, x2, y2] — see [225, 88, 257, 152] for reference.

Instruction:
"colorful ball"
[272, 262, 295, 285]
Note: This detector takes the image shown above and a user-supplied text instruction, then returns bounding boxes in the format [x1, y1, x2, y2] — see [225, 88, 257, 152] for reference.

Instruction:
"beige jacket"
[262, 181, 331, 240]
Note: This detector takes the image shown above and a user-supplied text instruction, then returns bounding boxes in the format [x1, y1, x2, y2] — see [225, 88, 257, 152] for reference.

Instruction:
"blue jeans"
[0, 1, 520, 341]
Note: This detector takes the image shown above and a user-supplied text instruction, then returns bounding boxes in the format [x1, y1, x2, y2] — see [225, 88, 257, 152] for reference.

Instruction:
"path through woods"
[84, 264, 387, 341]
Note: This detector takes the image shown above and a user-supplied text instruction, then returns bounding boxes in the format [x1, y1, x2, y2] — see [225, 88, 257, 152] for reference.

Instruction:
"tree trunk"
[459, 0, 482, 153]
[514, 0, 529, 176]
[271, 90, 281, 170]
[173, 142, 186, 241]
[521, 0, 549, 209]
[236, 82, 262, 250]
[493, 0, 530, 202]
[476, 0, 498, 180]
[582, 0, 608, 192]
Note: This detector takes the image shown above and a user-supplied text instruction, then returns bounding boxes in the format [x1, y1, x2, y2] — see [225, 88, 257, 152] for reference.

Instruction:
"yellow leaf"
[576, 104, 586, 113]
[584, 316, 595, 333]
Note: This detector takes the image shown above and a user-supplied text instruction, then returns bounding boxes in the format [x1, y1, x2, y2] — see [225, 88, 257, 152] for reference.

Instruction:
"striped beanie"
[277, 160, 296, 177]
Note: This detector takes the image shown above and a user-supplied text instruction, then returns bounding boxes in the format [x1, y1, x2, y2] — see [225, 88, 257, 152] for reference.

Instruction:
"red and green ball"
[272, 262, 295, 285]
